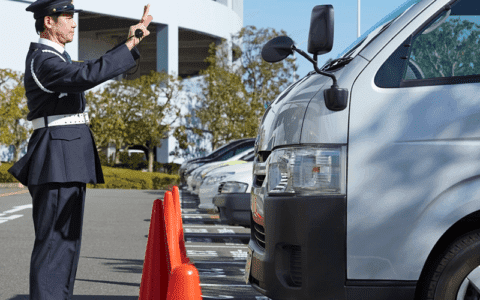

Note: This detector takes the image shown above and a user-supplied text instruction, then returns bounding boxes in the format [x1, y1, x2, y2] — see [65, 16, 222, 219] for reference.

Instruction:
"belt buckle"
[84, 113, 90, 125]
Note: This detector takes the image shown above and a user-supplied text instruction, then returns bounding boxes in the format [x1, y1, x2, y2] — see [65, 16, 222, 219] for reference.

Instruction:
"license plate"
[244, 248, 253, 284]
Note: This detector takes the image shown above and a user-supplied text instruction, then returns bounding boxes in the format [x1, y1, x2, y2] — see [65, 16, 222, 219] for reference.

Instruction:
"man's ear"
[44, 16, 54, 29]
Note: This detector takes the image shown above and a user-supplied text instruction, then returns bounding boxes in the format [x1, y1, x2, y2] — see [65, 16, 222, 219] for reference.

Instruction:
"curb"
[0, 189, 29, 198]
[0, 182, 24, 188]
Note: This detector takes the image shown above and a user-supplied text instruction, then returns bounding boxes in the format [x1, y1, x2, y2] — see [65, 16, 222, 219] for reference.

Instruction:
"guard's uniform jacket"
[8, 40, 140, 186]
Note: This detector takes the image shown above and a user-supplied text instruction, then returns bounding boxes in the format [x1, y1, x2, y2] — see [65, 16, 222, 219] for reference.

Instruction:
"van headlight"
[266, 146, 346, 196]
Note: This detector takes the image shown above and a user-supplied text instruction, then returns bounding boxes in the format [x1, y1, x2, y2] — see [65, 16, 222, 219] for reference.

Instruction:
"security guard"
[8, 1, 152, 299]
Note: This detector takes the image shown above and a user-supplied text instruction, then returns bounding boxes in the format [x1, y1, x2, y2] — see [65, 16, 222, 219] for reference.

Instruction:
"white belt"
[31, 113, 90, 130]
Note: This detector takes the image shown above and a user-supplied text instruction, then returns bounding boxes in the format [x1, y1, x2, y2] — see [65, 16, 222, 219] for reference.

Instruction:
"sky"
[243, 0, 412, 78]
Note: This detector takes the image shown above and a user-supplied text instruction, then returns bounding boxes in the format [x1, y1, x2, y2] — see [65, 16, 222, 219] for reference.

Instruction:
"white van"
[245, 0, 480, 299]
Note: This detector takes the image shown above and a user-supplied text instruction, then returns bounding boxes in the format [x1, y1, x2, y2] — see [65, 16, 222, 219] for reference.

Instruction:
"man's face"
[46, 13, 76, 45]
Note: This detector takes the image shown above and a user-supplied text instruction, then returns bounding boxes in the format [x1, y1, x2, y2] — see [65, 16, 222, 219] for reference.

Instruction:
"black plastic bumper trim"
[248, 194, 347, 300]
[345, 280, 417, 286]
[345, 284, 416, 300]
[214, 193, 251, 227]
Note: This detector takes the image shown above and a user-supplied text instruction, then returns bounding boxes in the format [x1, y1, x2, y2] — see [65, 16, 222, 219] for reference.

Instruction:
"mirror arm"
[291, 45, 338, 86]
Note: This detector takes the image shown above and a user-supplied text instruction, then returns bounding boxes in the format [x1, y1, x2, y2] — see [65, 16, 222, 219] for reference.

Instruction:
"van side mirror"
[308, 5, 334, 55]
[260, 4, 348, 112]
[261, 36, 294, 63]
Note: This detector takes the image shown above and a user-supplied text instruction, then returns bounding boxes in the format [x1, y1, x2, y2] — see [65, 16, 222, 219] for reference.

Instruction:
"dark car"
[179, 138, 255, 185]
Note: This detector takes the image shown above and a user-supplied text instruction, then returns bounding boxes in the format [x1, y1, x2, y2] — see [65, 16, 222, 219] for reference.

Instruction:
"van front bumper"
[246, 194, 416, 300]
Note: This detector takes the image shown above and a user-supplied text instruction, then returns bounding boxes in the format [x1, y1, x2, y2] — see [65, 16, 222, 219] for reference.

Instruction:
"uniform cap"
[26, 0, 82, 19]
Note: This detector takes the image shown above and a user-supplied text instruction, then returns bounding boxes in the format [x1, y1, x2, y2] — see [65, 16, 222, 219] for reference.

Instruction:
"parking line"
[183, 224, 246, 228]
[200, 284, 251, 287]
[194, 261, 245, 264]
[0, 214, 23, 224]
[186, 245, 248, 248]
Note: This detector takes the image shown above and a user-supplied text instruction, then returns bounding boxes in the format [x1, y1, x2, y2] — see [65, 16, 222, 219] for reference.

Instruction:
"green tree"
[0, 69, 31, 163]
[410, 17, 480, 78]
[87, 71, 183, 172]
[87, 87, 129, 165]
[187, 26, 298, 150]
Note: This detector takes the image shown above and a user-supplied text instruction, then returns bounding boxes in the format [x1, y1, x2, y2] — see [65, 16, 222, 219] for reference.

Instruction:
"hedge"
[0, 163, 19, 183]
[0, 163, 179, 190]
[88, 167, 179, 190]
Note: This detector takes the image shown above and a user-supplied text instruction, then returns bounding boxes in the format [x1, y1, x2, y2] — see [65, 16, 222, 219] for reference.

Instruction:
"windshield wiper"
[321, 57, 354, 71]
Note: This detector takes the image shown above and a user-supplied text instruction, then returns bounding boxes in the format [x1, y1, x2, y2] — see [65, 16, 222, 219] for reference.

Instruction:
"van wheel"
[418, 231, 480, 300]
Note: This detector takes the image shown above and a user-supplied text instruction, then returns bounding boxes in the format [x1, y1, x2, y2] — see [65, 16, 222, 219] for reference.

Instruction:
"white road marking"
[185, 228, 208, 233]
[202, 296, 233, 299]
[197, 268, 226, 277]
[193, 261, 245, 265]
[186, 245, 248, 248]
[230, 249, 248, 260]
[0, 204, 32, 224]
[199, 284, 250, 287]
[186, 238, 213, 243]
[0, 215, 23, 224]
[183, 215, 203, 219]
[224, 238, 243, 245]
[187, 250, 218, 257]
[217, 228, 235, 234]
[183, 224, 245, 228]
[2, 204, 32, 214]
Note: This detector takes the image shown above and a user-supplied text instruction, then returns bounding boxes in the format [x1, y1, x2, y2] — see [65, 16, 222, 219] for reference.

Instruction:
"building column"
[156, 23, 179, 163]
[156, 23, 179, 76]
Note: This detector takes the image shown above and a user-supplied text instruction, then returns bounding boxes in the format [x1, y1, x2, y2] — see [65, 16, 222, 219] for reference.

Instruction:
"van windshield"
[337, 0, 422, 59]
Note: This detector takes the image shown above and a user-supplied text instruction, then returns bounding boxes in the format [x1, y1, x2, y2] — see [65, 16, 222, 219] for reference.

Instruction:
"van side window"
[374, 37, 412, 88]
[402, 0, 480, 86]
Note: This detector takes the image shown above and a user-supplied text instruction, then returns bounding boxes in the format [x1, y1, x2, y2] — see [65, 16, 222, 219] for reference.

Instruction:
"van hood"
[256, 56, 368, 152]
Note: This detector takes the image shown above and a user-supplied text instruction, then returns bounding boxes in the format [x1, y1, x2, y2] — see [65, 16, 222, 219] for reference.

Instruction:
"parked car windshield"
[206, 142, 238, 158]
[337, 0, 422, 59]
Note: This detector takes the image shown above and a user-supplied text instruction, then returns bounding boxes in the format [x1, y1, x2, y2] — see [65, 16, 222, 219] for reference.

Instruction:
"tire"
[418, 230, 480, 300]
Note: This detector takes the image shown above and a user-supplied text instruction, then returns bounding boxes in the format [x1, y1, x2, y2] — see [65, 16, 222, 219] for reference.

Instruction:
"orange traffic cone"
[163, 191, 182, 272]
[139, 199, 170, 300]
[166, 264, 202, 300]
[172, 186, 190, 264]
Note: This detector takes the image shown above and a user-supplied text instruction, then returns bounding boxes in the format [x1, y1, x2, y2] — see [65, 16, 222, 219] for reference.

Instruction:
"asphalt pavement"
[0, 187, 267, 300]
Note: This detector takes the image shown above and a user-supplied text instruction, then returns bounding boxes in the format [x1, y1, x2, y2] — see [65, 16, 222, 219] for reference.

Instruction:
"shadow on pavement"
[143, 190, 166, 195]
[81, 256, 144, 274]
[76, 278, 140, 287]
[9, 296, 138, 300]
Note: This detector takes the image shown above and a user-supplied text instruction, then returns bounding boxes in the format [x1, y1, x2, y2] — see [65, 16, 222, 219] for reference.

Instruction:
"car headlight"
[204, 172, 235, 186]
[266, 146, 346, 196]
[220, 181, 248, 194]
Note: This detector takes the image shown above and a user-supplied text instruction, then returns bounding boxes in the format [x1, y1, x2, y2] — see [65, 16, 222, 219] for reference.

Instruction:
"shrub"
[0, 163, 178, 190]
[119, 152, 146, 170]
[0, 163, 19, 183]
[87, 166, 179, 190]
[152, 173, 180, 189]
[98, 150, 115, 167]
[153, 162, 181, 175]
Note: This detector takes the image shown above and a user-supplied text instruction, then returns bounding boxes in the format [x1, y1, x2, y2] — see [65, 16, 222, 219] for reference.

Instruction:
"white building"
[0, 0, 243, 163]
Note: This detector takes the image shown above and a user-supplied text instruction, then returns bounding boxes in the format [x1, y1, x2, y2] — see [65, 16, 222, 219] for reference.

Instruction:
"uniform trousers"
[28, 182, 86, 300]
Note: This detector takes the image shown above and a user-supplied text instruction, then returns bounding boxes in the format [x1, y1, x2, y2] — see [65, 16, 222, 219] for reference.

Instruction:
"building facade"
[0, 0, 243, 163]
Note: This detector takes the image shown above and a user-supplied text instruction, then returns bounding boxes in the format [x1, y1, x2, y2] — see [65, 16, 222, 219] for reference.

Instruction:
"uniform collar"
[38, 38, 65, 54]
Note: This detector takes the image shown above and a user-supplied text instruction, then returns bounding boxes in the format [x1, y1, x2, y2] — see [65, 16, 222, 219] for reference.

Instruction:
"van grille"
[218, 183, 225, 194]
[254, 175, 265, 187]
[289, 245, 302, 287]
[254, 223, 265, 249]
